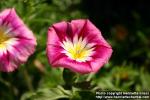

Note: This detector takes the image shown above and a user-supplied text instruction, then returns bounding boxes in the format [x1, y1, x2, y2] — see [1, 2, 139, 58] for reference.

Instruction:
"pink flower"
[0, 8, 36, 72]
[47, 19, 112, 74]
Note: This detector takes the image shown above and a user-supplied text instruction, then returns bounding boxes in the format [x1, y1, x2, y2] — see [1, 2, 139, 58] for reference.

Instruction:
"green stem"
[23, 69, 34, 91]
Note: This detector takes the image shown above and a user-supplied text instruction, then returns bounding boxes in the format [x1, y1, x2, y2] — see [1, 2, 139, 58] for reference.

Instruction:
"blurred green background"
[0, 0, 150, 100]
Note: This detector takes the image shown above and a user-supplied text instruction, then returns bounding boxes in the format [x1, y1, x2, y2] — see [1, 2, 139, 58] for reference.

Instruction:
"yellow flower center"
[0, 27, 11, 48]
[61, 35, 95, 62]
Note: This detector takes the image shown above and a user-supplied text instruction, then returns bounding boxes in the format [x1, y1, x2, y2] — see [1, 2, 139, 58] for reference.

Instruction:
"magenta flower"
[47, 19, 112, 74]
[0, 8, 36, 72]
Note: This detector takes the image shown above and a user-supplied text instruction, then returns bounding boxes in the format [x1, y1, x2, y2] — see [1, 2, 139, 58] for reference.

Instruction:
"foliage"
[0, 0, 150, 100]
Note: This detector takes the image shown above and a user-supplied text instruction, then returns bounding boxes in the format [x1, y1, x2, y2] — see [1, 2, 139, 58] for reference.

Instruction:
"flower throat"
[0, 27, 10, 44]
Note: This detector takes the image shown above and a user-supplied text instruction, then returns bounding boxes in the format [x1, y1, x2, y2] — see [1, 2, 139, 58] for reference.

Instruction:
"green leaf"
[21, 86, 72, 100]
[140, 69, 150, 90]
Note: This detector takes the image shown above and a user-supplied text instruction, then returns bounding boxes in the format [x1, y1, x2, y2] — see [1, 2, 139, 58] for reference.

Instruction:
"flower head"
[0, 8, 36, 72]
[47, 19, 112, 74]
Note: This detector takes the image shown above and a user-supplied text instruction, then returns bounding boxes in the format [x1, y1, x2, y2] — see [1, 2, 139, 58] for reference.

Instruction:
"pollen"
[61, 35, 95, 62]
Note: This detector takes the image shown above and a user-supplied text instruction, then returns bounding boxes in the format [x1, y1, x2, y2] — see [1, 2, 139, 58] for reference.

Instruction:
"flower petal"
[47, 27, 60, 45]
[1, 8, 36, 41]
[52, 21, 69, 41]
[47, 44, 65, 65]
[51, 57, 92, 74]
[71, 19, 111, 48]
[90, 45, 113, 72]
[0, 8, 36, 72]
